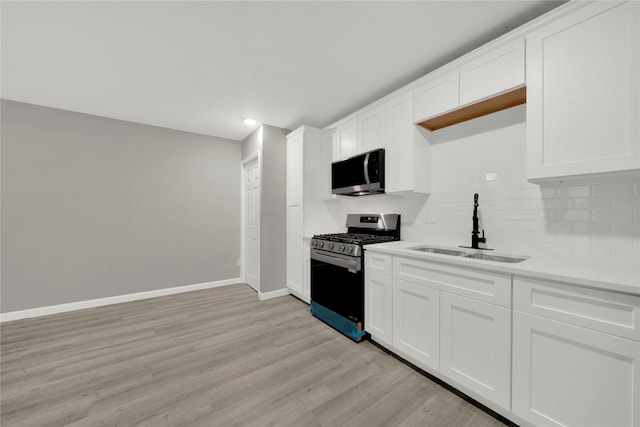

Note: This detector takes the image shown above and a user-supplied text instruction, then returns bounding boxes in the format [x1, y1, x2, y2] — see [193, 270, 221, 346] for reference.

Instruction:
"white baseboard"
[0, 278, 241, 323]
[258, 288, 290, 301]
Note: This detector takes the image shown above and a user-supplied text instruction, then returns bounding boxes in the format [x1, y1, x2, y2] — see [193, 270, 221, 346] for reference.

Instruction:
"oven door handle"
[311, 250, 360, 273]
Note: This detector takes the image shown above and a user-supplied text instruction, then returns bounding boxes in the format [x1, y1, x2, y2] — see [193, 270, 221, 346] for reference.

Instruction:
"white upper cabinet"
[413, 38, 525, 128]
[334, 104, 385, 161]
[459, 38, 525, 106]
[386, 91, 429, 194]
[333, 117, 358, 161]
[526, 1, 640, 181]
[331, 91, 430, 194]
[286, 130, 303, 207]
[413, 69, 459, 122]
[358, 104, 386, 153]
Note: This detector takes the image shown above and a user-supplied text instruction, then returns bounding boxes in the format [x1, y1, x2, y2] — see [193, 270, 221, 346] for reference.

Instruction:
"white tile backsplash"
[328, 106, 640, 266]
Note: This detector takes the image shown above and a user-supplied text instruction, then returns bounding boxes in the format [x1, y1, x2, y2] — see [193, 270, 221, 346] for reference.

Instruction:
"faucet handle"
[479, 229, 487, 244]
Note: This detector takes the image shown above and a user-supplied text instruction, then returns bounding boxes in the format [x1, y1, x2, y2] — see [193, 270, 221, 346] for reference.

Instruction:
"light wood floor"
[1, 284, 509, 427]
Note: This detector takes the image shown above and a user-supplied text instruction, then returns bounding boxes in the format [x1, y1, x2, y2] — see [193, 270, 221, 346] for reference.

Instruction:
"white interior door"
[243, 155, 260, 292]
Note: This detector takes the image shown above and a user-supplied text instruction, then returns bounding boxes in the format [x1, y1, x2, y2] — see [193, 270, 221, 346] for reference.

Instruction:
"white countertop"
[365, 241, 640, 296]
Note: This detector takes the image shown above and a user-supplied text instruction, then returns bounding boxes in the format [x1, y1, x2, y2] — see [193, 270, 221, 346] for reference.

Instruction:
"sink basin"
[462, 253, 526, 263]
[410, 246, 468, 256]
[409, 245, 528, 263]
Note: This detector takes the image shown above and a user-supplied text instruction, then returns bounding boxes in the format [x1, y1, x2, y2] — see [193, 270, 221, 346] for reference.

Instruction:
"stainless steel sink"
[462, 253, 526, 263]
[409, 245, 527, 263]
[410, 246, 468, 256]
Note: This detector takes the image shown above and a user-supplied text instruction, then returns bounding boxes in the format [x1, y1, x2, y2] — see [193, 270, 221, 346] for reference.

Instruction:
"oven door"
[310, 249, 363, 324]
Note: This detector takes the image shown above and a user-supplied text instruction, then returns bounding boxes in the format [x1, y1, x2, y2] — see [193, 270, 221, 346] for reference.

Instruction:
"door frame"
[240, 151, 261, 292]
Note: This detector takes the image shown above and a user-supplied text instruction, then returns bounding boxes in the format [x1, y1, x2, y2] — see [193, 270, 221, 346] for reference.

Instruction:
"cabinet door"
[392, 278, 439, 371]
[334, 117, 358, 161]
[459, 38, 525, 105]
[286, 205, 303, 296]
[526, 1, 640, 180]
[513, 311, 640, 427]
[364, 271, 393, 346]
[385, 91, 414, 193]
[412, 68, 459, 122]
[440, 292, 511, 411]
[358, 104, 386, 153]
[286, 132, 303, 206]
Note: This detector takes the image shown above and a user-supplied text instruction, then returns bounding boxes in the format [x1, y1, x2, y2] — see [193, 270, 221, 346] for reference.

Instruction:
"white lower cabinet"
[365, 252, 512, 412]
[440, 292, 511, 411]
[364, 271, 393, 347]
[512, 276, 640, 427]
[512, 311, 640, 427]
[392, 278, 439, 371]
[365, 252, 640, 426]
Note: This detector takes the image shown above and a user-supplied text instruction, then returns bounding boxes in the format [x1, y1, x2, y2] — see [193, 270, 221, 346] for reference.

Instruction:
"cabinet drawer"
[514, 276, 640, 341]
[393, 257, 511, 307]
[365, 252, 392, 276]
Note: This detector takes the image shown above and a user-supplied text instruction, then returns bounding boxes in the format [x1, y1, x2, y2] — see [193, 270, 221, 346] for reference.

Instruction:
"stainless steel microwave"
[331, 148, 385, 196]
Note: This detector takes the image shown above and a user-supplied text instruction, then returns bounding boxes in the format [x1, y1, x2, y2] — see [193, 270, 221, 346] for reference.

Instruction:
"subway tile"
[511, 187, 543, 200]
[611, 222, 640, 238]
[556, 210, 591, 222]
[543, 198, 571, 210]
[571, 222, 588, 234]
[592, 182, 635, 197]
[558, 185, 591, 198]
[547, 222, 572, 234]
[591, 208, 634, 223]
[587, 222, 612, 236]
[612, 195, 640, 210]
[539, 186, 557, 199]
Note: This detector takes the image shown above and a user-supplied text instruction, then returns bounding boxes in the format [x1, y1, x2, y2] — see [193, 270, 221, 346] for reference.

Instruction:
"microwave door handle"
[311, 250, 359, 273]
[363, 152, 371, 185]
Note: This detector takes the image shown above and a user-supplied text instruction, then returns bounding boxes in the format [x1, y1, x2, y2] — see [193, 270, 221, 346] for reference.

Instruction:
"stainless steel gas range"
[310, 213, 401, 342]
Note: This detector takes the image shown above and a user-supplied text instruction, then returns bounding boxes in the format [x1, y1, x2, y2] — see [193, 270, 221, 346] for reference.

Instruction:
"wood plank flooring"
[1, 284, 508, 426]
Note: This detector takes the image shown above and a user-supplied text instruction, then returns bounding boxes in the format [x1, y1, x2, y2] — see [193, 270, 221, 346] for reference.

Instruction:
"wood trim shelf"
[417, 86, 526, 131]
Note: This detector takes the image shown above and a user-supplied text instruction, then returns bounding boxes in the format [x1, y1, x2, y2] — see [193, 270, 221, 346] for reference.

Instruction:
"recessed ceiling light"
[244, 118, 257, 126]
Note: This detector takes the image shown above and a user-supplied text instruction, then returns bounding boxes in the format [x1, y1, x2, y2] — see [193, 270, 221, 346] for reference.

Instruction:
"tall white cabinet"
[286, 126, 323, 303]
[526, 0, 640, 181]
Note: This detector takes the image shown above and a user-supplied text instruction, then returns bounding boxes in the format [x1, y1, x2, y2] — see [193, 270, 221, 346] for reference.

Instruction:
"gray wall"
[260, 125, 288, 294]
[1, 100, 241, 312]
[241, 125, 288, 294]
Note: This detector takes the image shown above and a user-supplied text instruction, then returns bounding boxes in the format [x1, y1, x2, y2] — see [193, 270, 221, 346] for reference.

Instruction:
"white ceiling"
[1, 1, 564, 141]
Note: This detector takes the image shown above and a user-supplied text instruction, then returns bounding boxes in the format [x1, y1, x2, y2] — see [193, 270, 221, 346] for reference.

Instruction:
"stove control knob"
[338, 245, 345, 252]
[327, 243, 334, 250]
[317, 241, 324, 249]
[311, 241, 317, 248]
[346, 246, 354, 254]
